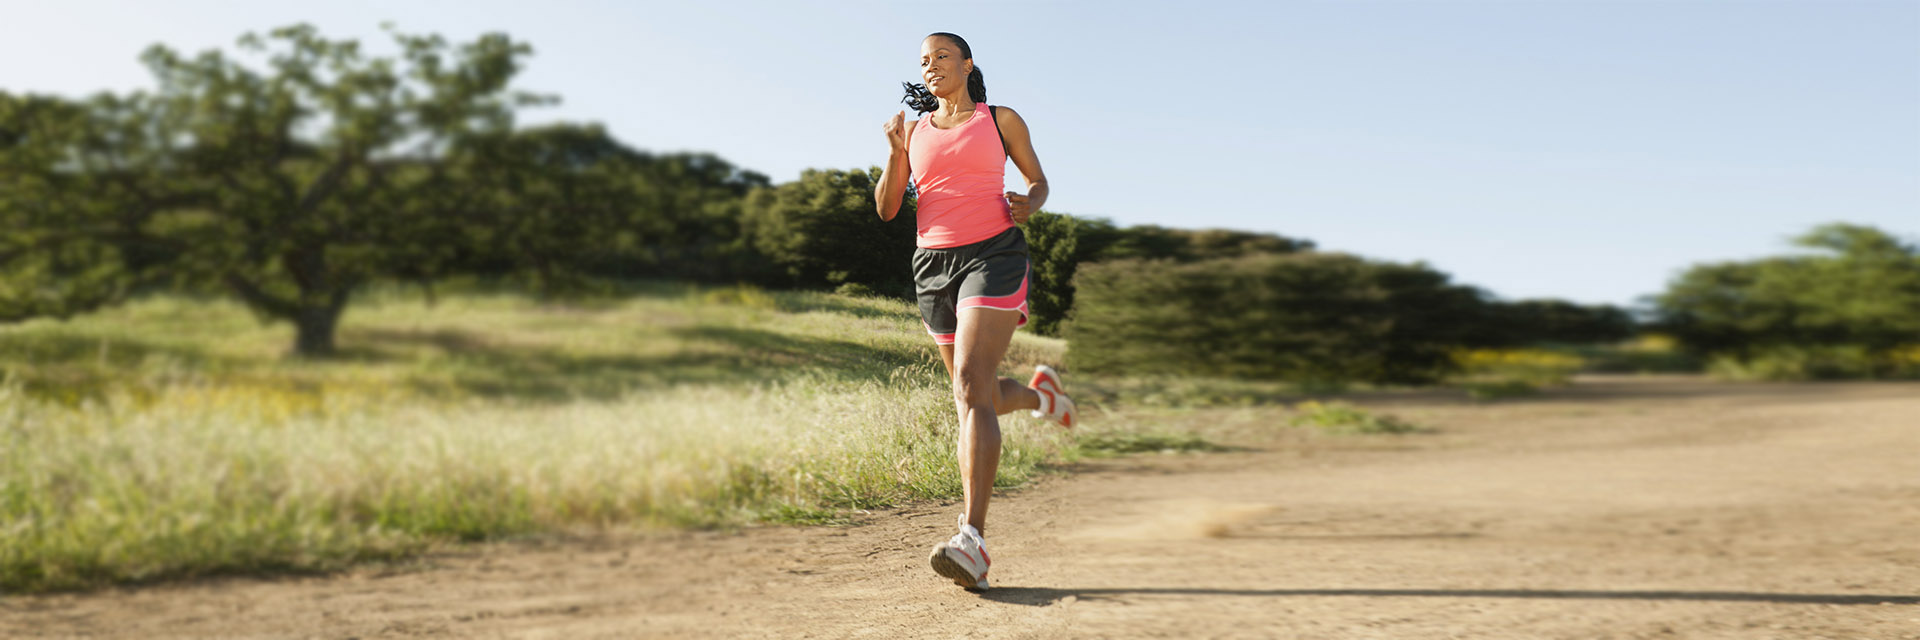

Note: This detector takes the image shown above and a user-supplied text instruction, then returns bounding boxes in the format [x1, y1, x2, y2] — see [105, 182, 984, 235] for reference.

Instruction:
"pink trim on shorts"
[924, 320, 957, 345]
[957, 263, 1031, 328]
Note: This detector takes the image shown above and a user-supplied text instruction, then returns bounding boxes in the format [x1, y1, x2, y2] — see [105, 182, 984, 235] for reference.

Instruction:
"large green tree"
[1, 25, 553, 356]
[0, 94, 177, 322]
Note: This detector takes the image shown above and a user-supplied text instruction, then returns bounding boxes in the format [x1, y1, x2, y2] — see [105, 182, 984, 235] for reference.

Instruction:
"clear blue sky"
[9, 0, 1916, 307]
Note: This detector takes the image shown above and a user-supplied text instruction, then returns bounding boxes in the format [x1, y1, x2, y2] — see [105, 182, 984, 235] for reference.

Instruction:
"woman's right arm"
[875, 110, 912, 221]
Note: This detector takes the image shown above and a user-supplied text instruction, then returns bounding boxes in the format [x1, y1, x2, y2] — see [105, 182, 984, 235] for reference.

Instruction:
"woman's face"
[919, 36, 970, 100]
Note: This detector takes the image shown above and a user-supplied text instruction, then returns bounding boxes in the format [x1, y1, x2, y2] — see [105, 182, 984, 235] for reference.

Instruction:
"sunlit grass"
[0, 283, 1077, 592]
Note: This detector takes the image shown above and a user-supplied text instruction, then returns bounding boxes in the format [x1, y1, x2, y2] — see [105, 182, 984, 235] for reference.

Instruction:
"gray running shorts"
[911, 226, 1031, 345]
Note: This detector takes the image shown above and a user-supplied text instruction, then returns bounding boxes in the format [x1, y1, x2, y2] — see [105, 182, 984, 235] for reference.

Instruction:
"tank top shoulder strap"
[986, 104, 1008, 158]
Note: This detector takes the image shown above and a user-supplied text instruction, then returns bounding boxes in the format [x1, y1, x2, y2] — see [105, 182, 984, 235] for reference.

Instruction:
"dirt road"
[7, 376, 1918, 639]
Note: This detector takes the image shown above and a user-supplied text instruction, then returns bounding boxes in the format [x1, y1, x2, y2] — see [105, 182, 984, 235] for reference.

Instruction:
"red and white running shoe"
[1028, 364, 1076, 428]
[930, 513, 991, 590]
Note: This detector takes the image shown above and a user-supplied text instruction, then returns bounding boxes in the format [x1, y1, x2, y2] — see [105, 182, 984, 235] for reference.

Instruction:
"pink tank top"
[908, 104, 1013, 249]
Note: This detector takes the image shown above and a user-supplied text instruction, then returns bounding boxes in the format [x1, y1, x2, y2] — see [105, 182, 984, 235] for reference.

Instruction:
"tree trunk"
[289, 283, 353, 358]
[292, 304, 342, 357]
[224, 262, 353, 359]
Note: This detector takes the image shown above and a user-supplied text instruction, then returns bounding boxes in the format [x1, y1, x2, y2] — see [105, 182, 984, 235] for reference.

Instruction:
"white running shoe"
[1028, 365, 1076, 428]
[929, 513, 991, 590]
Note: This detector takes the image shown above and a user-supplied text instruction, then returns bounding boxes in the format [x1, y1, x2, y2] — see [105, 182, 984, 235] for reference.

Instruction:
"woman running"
[874, 32, 1076, 592]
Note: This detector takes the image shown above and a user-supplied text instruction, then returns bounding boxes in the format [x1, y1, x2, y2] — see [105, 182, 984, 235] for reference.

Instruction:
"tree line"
[1653, 223, 1920, 379]
[9, 25, 1903, 383]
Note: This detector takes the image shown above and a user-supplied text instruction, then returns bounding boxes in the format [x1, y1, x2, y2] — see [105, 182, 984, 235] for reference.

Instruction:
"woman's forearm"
[875, 148, 910, 220]
[1024, 180, 1049, 213]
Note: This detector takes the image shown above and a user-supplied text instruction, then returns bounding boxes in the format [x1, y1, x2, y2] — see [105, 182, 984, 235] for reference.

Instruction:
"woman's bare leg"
[937, 347, 1041, 416]
[945, 307, 1025, 535]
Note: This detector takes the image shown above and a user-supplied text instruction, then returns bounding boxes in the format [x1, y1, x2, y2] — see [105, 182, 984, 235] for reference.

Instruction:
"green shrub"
[1656, 223, 1920, 362]
[1451, 348, 1583, 386]
[1288, 400, 1419, 434]
[1065, 253, 1487, 385]
[1463, 380, 1541, 400]
[1705, 344, 1920, 381]
[1022, 213, 1313, 337]
[1072, 430, 1224, 456]
[1450, 348, 1581, 400]
[832, 282, 877, 298]
[1573, 334, 1704, 373]
[740, 168, 918, 294]
[699, 283, 778, 309]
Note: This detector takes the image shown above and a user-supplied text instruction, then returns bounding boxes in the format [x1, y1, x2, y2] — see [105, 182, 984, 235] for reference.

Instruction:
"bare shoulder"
[992, 105, 1028, 127]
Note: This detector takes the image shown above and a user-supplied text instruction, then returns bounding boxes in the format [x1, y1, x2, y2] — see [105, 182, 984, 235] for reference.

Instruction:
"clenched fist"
[1006, 191, 1033, 224]
[883, 110, 907, 152]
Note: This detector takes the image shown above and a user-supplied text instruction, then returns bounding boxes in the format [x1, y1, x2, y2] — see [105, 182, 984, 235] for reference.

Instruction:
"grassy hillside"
[1, 283, 1084, 592]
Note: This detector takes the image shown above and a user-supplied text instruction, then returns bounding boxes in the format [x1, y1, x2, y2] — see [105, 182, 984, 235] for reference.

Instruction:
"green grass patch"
[1070, 429, 1227, 457]
[1462, 380, 1542, 401]
[1288, 400, 1421, 434]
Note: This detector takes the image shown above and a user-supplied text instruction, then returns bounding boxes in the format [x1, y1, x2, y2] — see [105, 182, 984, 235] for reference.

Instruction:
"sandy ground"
[6, 375, 1919, 639]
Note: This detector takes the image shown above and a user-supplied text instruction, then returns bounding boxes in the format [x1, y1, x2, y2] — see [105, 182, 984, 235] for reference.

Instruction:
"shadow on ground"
[0, 333, 243, 371]
[979, 586, 1920, 607]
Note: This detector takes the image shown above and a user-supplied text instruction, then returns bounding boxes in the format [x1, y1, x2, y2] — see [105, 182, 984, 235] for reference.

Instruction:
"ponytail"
[900, 32, 988, 114]
[901, 82, 937, 114]
[898, 68, 987, 114]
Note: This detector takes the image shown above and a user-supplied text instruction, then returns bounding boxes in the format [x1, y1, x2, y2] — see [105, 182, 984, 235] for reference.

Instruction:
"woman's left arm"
[996, 106, 1048, 223]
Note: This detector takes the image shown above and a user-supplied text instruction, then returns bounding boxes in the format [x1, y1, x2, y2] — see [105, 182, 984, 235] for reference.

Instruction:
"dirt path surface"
[7, 376, 1919, 639]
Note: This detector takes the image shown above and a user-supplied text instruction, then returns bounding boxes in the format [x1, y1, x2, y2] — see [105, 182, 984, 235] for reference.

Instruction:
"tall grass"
[0, 284, 1073, 592]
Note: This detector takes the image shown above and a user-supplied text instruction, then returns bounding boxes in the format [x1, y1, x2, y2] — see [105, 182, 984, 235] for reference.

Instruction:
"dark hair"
[901, 32, 986, 114]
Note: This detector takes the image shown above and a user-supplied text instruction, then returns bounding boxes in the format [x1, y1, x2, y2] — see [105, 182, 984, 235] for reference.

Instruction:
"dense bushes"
[1473, 299, 1635, 347]
[1704, 344, 1920, 381]
[1021, 212, 1314, 335]
[1655, 223, 1920, 379]
[1066, 252, 1492, 384]
[740, 168, 919, 297]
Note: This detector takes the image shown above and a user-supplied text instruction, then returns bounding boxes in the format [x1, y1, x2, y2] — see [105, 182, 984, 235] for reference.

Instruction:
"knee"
[951, 366, 996, 409]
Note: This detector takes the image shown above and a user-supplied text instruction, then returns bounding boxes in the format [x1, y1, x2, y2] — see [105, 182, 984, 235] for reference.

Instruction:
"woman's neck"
[937, 97, 976, 118]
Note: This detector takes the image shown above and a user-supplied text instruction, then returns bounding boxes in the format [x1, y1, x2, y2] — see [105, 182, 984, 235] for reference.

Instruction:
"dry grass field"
[8, 372, 1918, 638]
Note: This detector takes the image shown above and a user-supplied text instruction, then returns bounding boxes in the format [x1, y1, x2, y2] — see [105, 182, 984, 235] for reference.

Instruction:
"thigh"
[953, 306, 1023, 387]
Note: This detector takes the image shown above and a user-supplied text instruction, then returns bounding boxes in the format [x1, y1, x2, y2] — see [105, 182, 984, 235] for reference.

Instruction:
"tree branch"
[297, 144, 353, 215]
[223, 273, 299, 319]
